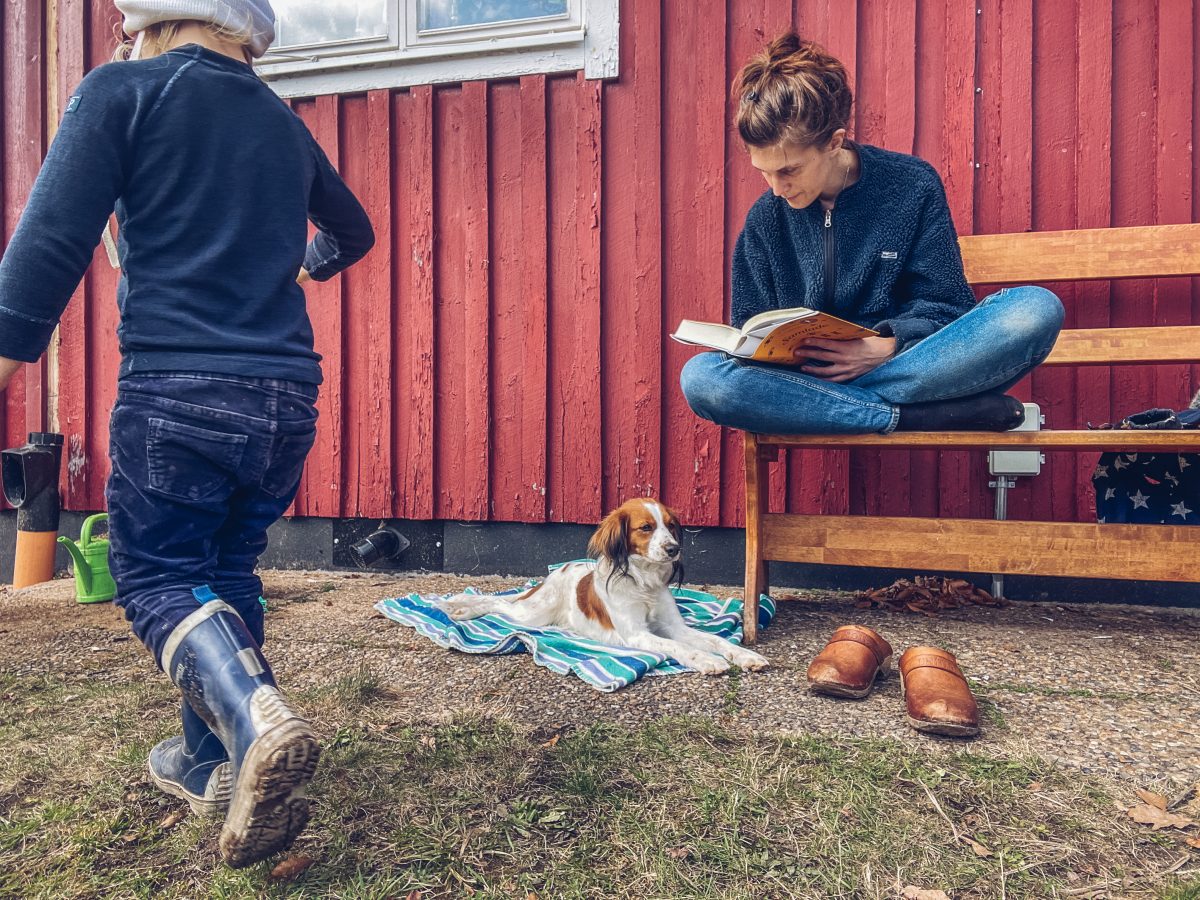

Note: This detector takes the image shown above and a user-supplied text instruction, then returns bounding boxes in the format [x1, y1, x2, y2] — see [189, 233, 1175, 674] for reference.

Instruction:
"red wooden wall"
[4, 0, 1198, 529]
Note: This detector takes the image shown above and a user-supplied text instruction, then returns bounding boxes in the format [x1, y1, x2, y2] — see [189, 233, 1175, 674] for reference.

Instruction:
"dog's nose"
[665, 544, 681, 558]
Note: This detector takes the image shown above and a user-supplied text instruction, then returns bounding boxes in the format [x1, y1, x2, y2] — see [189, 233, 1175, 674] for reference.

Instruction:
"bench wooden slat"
[753, 430, 1200, 450]
[761, 513, 1200, 583]
[960, 223, 1200, 285]
[1044, 326, 1200, 365]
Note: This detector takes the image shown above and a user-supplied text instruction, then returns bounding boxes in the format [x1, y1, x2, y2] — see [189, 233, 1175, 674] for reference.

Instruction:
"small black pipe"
[349, 527, 410, 568]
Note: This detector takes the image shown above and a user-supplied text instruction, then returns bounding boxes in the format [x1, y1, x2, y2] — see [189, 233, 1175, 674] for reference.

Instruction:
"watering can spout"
[57, 535, 93, 592]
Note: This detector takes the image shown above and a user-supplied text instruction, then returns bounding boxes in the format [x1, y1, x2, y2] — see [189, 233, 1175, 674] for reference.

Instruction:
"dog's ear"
[588, 506, 630, 575]
[663, 504, 683, 543]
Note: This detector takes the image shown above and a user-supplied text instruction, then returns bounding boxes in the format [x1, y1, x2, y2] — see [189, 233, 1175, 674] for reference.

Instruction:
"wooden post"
[742, 432, 773, 644]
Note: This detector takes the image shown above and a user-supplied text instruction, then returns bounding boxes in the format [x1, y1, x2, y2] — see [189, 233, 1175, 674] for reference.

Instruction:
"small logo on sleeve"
[66, 96, 81, 113]
[881, 250, 898, 260]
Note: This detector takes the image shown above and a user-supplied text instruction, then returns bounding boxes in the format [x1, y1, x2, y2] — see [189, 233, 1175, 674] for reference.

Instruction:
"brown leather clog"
[806, 625, 893, 698]
[898, 646, 980, 737]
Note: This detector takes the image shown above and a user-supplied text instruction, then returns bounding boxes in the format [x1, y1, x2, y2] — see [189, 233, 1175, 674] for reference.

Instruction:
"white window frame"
[259, 0, 619, 98]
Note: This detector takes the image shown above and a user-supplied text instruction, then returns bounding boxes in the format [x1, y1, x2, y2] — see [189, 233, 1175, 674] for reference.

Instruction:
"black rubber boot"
[161, 600, 320, 868]
[147, 700, 232, 817]
[895, 394, 1026, 432]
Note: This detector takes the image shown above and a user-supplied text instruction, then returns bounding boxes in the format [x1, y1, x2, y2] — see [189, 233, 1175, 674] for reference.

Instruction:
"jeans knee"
[993, 285, 1064, 345]
[680, 353, 735, 422]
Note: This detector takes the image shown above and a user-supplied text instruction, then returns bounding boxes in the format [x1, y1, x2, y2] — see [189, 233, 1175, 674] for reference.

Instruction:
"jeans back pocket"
[147, 418, 249, 503]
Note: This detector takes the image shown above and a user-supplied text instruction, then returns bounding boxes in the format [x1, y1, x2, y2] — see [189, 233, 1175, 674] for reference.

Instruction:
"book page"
[670, 320, 745, 355]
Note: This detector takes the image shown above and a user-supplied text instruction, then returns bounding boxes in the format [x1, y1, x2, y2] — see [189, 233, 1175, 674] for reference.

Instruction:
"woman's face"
[748, 134, 844, 210]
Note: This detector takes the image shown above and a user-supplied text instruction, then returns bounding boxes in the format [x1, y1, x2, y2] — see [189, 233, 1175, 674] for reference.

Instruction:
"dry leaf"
[540, 734, 561, 749]
[405, 891, 423, 900]
[1026, 781, 1043, 792]
[269, 855, 315, 881]
[1185, 836, 1200, 849]
[961, 835, 993, 857]
[901, 887, 952, 900]
[526, 893, 539, 900]
[1136, 788, 1168, 810]
[666, 847, 689, 859]
[1126, 803, 1196, 831]
[159, 811, 184, 830]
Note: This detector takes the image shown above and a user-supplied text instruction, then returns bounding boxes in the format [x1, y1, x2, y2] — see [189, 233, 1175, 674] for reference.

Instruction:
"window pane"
[273, 0, 388, 47]
[418, 0, 568, 31]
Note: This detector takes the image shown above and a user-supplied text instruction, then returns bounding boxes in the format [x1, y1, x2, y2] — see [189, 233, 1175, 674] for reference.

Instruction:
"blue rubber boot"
[161, 600, 320, 868]
[147, 700, 232, 817]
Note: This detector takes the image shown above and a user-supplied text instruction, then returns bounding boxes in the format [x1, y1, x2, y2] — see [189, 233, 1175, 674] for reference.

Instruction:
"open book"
[671, 307, 878, 364]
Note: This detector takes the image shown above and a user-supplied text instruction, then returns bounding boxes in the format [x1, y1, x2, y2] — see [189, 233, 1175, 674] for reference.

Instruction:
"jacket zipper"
[823, 207, 836, 307]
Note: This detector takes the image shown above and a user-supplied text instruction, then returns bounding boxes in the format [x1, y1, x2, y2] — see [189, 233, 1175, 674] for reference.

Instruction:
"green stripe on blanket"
[374, 564, 775, 692]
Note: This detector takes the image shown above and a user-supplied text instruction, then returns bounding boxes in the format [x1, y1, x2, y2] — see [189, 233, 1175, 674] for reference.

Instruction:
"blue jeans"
[680, 286, 1064, 434]
[106, 373, 318, 664]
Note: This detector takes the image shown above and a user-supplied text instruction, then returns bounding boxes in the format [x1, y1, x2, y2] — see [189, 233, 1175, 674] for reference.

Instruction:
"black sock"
[896, 394, 1026, 432]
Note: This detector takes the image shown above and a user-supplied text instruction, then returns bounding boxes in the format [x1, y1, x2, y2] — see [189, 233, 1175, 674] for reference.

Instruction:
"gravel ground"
[3, 568, 1197, 792]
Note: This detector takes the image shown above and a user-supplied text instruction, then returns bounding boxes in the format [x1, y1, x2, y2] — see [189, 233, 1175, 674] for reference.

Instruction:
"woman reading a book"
[679, 33, 1063, 434]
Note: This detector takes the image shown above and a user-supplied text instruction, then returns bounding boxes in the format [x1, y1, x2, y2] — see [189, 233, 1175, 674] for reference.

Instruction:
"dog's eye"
[639, 524, 654, 532]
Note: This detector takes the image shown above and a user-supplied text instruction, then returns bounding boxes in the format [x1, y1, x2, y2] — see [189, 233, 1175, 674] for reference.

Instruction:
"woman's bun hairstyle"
[733, 32, 853, 148]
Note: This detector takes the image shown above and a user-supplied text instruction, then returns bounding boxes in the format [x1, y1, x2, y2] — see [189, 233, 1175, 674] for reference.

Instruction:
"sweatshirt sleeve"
[0, 67, 134, 362]
[871, 170, 975, 351]
[303, 137, 375, 281]
[730, 208, 778, 329]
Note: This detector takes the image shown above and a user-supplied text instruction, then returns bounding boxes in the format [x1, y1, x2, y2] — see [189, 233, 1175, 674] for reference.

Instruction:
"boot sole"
[219, 719, 321, 869]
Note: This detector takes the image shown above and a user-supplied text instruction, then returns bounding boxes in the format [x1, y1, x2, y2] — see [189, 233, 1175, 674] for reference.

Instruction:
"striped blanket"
[374, 564, 775, 692]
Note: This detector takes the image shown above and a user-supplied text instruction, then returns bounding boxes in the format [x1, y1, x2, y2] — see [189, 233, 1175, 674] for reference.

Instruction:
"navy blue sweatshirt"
[731, 143, 975, 351]
[0, 44, 374, 384]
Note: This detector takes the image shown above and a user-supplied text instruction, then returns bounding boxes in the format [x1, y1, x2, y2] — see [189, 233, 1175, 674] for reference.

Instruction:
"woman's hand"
[0, 357, 22, 393]
[795, 336, 897, 382]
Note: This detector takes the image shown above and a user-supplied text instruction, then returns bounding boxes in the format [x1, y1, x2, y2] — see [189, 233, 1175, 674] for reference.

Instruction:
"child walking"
[0, 0, 374, 867]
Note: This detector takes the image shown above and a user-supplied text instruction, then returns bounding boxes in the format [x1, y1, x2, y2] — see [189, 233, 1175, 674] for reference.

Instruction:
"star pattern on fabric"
[1171, 501, 1194, 519]
[1093, 465, 1109, 479]
[1104, 488, 1116, 500]
[1130, 490, 1150, 510]
[1112, 456, 1128, 470]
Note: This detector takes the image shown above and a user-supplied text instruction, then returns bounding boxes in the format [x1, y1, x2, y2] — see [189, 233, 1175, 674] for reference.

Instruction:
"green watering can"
[57, 513, 116, 604]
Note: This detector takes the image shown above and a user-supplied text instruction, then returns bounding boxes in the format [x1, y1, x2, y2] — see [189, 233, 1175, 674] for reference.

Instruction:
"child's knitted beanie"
[115, 0, 276, 57]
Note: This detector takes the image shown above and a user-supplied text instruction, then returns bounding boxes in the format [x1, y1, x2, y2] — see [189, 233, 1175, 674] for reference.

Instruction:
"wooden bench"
[742, 223, 1200, 643]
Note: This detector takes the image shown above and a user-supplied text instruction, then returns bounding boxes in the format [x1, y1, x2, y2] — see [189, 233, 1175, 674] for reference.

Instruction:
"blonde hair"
[733, 32, 853, 149]
[113, 19, 253, 62]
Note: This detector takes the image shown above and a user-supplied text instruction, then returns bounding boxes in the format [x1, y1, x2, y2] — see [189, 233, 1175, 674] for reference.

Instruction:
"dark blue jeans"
[106, 373, 318, 666]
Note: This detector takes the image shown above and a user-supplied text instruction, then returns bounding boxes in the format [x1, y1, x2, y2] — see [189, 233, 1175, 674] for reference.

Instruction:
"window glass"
[273, 0, 389, 47]
[417, 0, 568, 32]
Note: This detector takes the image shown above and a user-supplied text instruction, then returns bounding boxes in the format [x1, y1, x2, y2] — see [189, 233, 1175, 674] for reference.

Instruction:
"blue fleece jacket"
[731, 143, 975, 350]
[0, 44, 374, 384]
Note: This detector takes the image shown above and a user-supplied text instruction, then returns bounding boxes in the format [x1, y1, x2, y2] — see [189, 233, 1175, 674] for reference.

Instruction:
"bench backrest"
[958, 223, 1200, 367]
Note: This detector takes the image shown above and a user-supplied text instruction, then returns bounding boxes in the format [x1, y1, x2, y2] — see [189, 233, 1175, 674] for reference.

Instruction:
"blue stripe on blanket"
[374, 563, 775, 692]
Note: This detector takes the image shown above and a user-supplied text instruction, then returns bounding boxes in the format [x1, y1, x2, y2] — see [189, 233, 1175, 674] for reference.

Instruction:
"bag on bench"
[1092, 394, 1200, 525]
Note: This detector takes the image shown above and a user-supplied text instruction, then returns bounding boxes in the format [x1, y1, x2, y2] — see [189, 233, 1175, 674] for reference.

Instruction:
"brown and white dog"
[438, 499, 769, 675]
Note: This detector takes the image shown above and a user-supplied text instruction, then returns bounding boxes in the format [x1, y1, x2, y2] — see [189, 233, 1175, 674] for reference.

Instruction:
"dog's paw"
[730, 649, 769, 672]
[685, 654, 731, 676]
[437, 596, 487, 620]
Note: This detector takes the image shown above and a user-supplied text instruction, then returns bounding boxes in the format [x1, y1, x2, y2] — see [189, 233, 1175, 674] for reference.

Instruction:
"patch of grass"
[972, 679, 1145, 701]
[0, 687, 1189, 899]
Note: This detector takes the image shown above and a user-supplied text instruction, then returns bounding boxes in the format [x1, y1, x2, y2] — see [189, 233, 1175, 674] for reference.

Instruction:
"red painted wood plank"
[339, 91, 394, 517]
[392, 86, 435, 520]
[662, 0, 726, 526]
[1154, 0, 1195, 412]
[1072, 0, 1114, 524]
[1030, 0, 1082, 524]
[431, 82, 489, 520]
[488, 77, 549, 522]
[601, 0, 662, 516]
[518, 76, 550, 521]
[546, 73, 602, 523]
[1109, 0, 1158, 510]
[2, 0, 46, 452]
[294, 95, 344, 517]
[53, 0, 94, 508]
